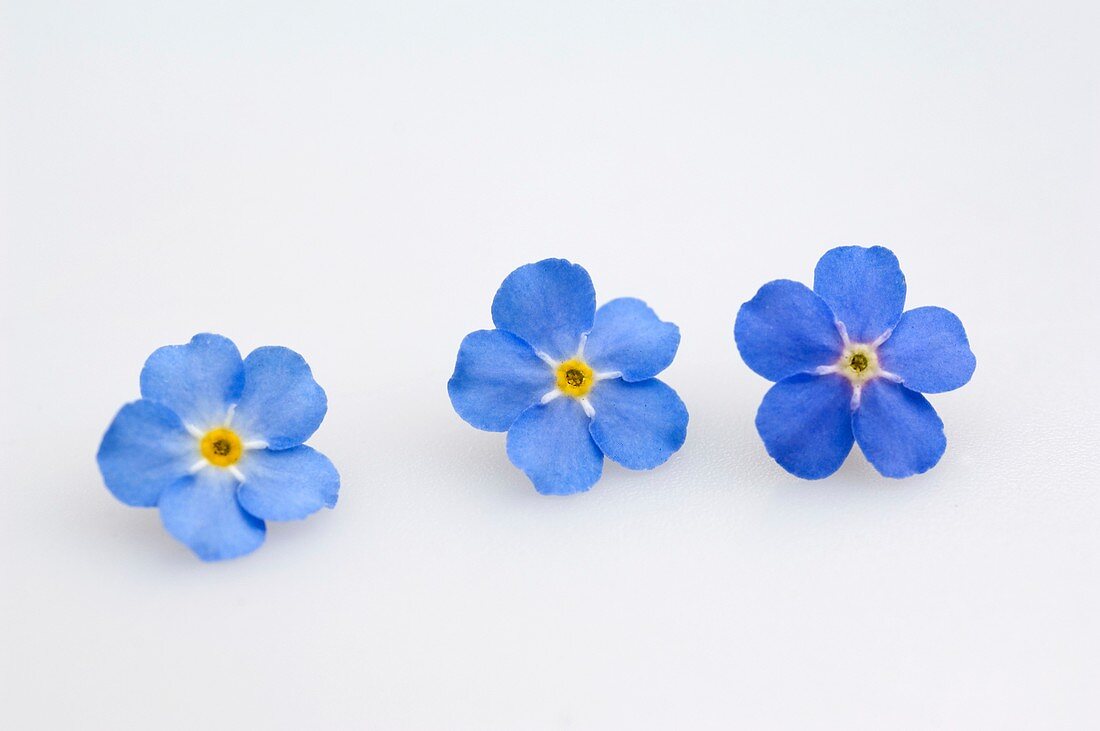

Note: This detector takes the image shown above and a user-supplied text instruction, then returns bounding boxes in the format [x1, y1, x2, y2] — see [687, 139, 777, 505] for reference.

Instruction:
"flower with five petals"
[449, 259, 689, 494]
[97, 334, 339, 560]
[735, 246, 976, 479]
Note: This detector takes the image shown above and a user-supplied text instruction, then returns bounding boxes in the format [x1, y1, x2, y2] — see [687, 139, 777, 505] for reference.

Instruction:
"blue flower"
[735, 246, 976, 479]
[97, 334, 339, 560]
[448, 259, 689, 495]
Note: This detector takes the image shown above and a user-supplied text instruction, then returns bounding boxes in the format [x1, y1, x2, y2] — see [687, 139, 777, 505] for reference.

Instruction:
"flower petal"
[236, 446, 340, 521]
[583, 298, 680, 382]
[878, 306, 976, 394]
[96, 400, 196, 507]
[755, 373, 854, 479]
[506, 398, 603, 495]
[813, 246, 906, 343]
[232, 346, 327, 450]
[735, 280, 844, 382]
[853, 379, 946, 478]
[448, 329, 554, 431]
[491, 259, 596, 361]
[158, 469, 266, 561]
[588, 378, 688, 470]
[139, 333, 244, 428]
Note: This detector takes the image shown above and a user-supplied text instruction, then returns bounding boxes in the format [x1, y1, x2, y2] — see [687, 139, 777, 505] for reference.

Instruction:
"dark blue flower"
[449, 259, 689, 494]
[735, 246, 976, 479]
[97, 334, 338, 560]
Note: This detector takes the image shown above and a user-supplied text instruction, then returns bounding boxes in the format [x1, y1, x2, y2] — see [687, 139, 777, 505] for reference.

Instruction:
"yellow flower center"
[836, 344, 880, 384]
[200, 427, 243, 467]
[556, 358, 595, 398]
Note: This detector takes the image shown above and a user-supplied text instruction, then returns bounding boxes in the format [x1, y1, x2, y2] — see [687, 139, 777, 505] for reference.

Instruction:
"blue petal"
[588, 378, 688, 470]
[139, 333, 244, 428]
[735, 280, 844, 381]
[97, 400, 196, 507]
[813, 246, 906, 343]
[755, 373, 854, 479]
[506, 398, 603, 495]
[232, 347, 327, 450]
[853, 379, 946, 478]
[583, 298, 680, 382]
[878, 306, 976, 394]
[491, 259, 596, 361]
[236, 446, 340, 521]
[158, 469, 266, 561]
[448, 330, 554, 431]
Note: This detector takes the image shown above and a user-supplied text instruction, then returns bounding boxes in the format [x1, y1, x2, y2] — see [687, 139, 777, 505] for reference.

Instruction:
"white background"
[2, 2, 1098, 728]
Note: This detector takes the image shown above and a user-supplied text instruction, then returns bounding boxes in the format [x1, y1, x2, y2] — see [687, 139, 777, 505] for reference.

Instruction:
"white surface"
[2, 2, 1099, 728]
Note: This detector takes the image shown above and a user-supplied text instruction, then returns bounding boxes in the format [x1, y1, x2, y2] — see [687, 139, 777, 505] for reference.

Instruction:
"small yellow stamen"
[200, 427, 244, 467]
[836, 344, 880, 384]
[556, 358, 595, 398]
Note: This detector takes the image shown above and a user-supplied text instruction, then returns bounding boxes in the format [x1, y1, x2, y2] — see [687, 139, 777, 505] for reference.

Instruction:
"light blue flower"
[97, 334, 338, 560]
[735, 246, 976, 479]
[449, 259, 689, 495]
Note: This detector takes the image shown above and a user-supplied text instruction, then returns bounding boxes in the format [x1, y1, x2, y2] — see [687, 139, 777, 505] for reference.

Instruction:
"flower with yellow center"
[734, 245, 976, 480]
[96, 332, 338, 562]
[448, 259, 688, 495]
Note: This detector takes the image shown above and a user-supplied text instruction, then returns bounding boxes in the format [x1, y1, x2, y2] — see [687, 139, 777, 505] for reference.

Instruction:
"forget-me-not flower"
[735, 246, 976, 479]
[448, 259, 689, 494]
[97, 334, 339, 560]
